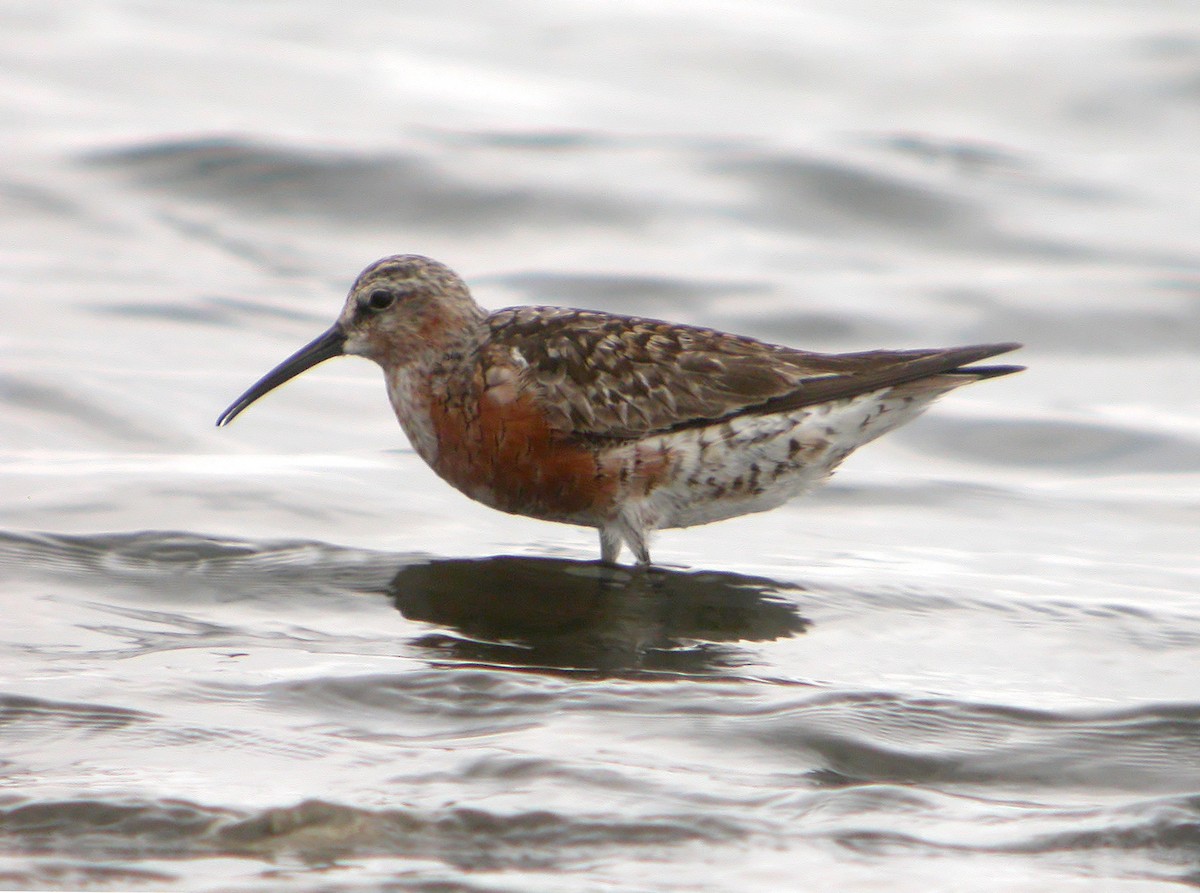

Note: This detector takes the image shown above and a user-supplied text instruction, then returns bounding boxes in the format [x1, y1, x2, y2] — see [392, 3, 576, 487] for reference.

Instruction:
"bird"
[217, 255, 1022, 565]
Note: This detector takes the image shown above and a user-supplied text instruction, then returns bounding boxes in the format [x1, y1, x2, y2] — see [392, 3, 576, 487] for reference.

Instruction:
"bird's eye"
[366, 289, 395, 312]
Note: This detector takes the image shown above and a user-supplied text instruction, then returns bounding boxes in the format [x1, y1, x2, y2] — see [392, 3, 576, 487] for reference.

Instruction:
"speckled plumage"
[217, 255, 1023, 564]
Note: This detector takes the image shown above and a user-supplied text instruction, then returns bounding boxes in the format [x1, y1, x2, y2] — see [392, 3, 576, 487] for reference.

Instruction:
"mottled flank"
[218, 255, 1023, 564]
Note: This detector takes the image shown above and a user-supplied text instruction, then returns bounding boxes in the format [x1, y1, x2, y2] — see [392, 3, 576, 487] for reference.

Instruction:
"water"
[2, 1, 1199, 890]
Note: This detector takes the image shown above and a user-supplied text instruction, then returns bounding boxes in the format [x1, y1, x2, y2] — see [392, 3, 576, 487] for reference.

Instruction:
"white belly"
[635, 387, 939, 531]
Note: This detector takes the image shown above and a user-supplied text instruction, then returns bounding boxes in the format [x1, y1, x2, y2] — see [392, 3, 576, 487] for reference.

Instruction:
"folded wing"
[485, 307, 1023, 440]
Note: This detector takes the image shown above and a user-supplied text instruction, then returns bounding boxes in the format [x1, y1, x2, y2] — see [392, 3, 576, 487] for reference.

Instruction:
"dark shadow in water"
[386, 556, 809, 676]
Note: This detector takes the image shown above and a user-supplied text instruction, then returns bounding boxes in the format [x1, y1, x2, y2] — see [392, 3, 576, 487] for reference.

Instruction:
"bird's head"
[216, 255, 484, 426]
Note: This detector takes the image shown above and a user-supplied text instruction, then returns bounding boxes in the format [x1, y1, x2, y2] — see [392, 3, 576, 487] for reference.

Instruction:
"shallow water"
[3, 2, 1200, 890]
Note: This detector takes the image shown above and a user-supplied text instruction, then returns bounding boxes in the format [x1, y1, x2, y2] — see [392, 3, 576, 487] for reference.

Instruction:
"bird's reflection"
[386, 556, 809, 676]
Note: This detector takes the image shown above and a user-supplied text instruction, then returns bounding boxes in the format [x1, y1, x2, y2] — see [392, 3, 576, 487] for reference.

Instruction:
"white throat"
[384, 365, 440, 463]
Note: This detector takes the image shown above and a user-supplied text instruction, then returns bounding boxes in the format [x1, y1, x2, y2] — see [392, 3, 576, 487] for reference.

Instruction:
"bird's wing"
[483, 307, 1022, 440]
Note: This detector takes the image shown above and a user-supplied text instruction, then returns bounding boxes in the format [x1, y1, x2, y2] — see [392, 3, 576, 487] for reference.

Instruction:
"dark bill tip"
[216, 325, 347, 427]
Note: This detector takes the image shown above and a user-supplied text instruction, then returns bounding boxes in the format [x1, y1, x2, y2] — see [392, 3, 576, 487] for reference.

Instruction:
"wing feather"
[483, 307, 1022, 440]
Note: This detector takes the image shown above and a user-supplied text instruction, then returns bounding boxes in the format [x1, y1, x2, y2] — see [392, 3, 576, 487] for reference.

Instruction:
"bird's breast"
[387, 363, 626, 525]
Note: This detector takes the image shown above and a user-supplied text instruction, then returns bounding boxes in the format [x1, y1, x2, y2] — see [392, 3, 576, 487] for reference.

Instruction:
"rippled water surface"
[3, 2, 1200, 890]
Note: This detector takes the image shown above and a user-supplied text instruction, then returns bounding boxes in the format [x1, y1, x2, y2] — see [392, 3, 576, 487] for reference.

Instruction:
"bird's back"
[480, 305, 1022, 441]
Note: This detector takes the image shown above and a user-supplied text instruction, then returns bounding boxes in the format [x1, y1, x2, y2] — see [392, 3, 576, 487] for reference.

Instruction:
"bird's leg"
[625, 528, 652, 567]
[599, 527, 623, 564]
[606, 506, 653, 566]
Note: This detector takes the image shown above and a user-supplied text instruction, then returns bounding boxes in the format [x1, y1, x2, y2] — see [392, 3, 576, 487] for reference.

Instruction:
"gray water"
[3, 2, 1200, 890]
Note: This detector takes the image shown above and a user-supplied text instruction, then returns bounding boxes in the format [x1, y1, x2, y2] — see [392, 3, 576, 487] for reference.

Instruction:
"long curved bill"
[216, 325, 347, 426]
